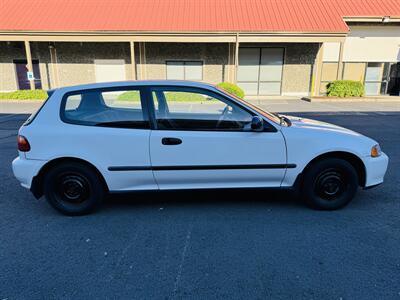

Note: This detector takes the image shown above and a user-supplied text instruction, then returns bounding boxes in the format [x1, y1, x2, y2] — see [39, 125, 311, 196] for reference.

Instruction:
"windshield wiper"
[280, 115, 291, 126]
[272, 112, 291, 127]
[271, 112, 284, 125]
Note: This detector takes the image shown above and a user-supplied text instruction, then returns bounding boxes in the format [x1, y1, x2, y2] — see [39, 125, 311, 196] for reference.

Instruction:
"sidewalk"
[247, 98, 400, 113]
[0, 101, 44, 114]
[0, 97, 399, 114]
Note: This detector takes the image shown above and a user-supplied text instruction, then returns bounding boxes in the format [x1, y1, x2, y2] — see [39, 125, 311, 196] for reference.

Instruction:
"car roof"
[56, 80, 218, 93]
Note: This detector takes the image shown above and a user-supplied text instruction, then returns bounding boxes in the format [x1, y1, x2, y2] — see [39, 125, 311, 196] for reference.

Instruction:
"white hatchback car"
[13, 81, 388, 215]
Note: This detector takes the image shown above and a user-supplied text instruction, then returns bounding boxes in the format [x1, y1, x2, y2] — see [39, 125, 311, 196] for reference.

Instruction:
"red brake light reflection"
[17, 135, 31, 152]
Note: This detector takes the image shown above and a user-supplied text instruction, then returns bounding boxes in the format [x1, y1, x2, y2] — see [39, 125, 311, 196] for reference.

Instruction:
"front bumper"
[363, 152, 389, 188]
[12, 157, 46, 189]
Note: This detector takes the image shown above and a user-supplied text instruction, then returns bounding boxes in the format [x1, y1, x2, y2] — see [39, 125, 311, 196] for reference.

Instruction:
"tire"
[43, 162, 106, 215]
[301, 158, 358, 210]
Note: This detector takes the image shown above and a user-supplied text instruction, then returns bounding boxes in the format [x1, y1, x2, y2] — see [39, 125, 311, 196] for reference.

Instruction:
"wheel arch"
[31, 157, 109, 199]
[298, 151, 367, 188]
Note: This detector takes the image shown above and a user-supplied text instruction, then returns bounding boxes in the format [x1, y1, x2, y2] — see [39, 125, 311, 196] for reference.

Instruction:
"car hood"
[283, 115, 364, 137]
[280, 115, 378, 157]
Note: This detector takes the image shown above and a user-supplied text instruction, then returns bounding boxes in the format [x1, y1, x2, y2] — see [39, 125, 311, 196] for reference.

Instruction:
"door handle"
[162, 137, 182, 145]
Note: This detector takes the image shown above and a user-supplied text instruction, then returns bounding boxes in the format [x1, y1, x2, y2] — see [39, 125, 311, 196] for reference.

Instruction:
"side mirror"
[251, 116, 264, 131]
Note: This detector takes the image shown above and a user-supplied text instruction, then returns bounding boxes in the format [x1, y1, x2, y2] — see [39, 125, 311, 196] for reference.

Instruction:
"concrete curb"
[0, 99, 45, 103]
[302, 97, 400, 103]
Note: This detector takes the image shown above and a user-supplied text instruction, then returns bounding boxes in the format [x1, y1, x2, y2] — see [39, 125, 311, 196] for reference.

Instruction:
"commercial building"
[0, 0, 399, 97]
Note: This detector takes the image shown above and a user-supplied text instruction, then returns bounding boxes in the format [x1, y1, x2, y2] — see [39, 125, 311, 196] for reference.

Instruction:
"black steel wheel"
[314, 168, 348, 201]
[43, 161, 106, 215]
[55, 173, 90, 204]
[302, 158, 358, 210]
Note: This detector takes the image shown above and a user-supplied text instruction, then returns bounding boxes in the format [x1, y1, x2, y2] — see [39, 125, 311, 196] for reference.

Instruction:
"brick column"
[130, 41, 137, 80]
[234, 33, 239, 84]
[312, 43, 324, 96]
[337, 41, 344, 80]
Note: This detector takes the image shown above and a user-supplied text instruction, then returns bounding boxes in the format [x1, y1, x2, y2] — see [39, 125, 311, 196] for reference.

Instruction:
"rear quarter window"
[61, 88, 149, 129]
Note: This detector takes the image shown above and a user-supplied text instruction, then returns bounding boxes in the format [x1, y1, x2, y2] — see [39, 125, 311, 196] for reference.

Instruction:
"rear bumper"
[363, 152, 389, 188]
[12, 157, 46, 189]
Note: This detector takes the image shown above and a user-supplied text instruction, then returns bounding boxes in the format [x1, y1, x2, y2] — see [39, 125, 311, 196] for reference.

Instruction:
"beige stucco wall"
[0, 41, 54, 91]
[32, 42, 51, 90]
[53, 42, 133, 87]
[0, 41, 134, 91]
[140, 42, 231, 84]
[281, 43, 319, 96]
[344, 25, 400, 62]
[342, 62, 366, 81]
[0, 42, 231, 91]
[1, 41, 317, 96]
[0, 42, 22, 91]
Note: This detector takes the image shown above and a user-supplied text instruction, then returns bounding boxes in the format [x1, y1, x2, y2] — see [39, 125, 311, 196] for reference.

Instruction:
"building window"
[237, 47, 284, 96]
[364, 62, 389, 96]
[166, 61, 203, 80]
[387, 63, 400, 96]
[342, 62, 400, 96]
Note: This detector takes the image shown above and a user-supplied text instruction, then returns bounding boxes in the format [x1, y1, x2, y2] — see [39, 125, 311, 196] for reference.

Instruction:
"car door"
[148, 86, 287, 190]
[46, 86, 157, 191]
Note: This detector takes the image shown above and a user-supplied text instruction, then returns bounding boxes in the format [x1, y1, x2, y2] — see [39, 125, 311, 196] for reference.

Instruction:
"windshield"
[215, 86, 282, 124]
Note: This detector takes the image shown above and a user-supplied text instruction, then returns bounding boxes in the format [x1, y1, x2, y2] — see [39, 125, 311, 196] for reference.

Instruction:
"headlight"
[371, 144, 382, 157]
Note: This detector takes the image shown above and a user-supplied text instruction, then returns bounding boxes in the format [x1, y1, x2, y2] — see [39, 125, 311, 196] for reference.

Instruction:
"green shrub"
[0, 90, 48, 100]
[163, 92, 208, 102]
[117, 91, 141, 101]
[217, 82, 245, 99]
[326, 80, 364, 97]
[117, 91, 210, 102]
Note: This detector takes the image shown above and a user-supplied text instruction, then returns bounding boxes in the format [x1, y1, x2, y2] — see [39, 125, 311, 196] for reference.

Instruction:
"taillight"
[17, 135, 31, 152]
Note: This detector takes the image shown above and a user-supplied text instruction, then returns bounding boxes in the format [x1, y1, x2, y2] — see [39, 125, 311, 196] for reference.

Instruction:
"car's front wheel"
[302, 158, 359, 210]
[43, 162, 106, 215]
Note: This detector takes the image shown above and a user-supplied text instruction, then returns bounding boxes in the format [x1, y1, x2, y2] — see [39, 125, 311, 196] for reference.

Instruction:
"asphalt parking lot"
[0, 111, 399, 299]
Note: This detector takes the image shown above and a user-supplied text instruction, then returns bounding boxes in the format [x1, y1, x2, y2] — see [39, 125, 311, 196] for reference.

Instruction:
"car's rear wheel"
[302, 158, 358, 210]
[43, 162, 105, 215]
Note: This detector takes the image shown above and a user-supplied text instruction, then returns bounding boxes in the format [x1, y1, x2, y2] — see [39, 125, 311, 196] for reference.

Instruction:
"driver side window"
[151, 88, 253, 131]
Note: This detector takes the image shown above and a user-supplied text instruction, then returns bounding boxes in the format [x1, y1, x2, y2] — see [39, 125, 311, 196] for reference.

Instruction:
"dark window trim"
[142, 86, 157, 130]
[108, 164, 296, 171]
[59, 86, 151, 129]
[13, 59, 40, 64]
[147, 85, 277, 132]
